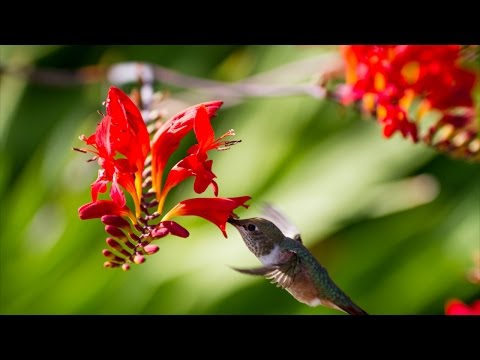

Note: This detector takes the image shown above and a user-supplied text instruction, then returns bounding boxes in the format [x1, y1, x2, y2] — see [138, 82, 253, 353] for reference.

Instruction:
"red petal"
[159, 155, 219, 214]
[163, 160, 194, 194]
[193, 159, 217, 195]
[162, 196, 251, 238]
[84, 134, 96, 146]
[78, 200, 134, 222]
[175, 155, 217, 195]
[157, 161, 194, 214]
[194, 105, 215, 152]
[91, 176, 109, 202]
[110, 174, 126, 208]
[150, 101, 223, 197]
[106, 86, 150, 162]
[94, 115, 113, 157]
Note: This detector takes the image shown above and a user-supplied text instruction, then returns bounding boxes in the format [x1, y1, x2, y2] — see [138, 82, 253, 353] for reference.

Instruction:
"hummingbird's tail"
[337, 302, 369, 315]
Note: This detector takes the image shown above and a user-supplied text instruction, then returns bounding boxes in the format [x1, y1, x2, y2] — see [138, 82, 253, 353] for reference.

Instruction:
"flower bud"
[106, 238, 132, 258]
[134, 254, 145, 264]
[105, 225, 127, 240]
[161, 221, 189, 238]
[104, 261, 119, 268]
[151, 226, 169, 239]
[144, 244, 160, 255]
[102, 249, 127, 262]
[101, 215, 131, 230]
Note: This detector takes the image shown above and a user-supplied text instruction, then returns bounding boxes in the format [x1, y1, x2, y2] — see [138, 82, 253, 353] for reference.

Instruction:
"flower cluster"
[336, 45, 479, 160]
[76, 87, 250, 270]
[445, 299, 480, 315]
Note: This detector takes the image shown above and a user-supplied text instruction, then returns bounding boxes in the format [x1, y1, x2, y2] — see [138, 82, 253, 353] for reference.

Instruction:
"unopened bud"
[151, 226, 169, 238]
[104, 261, 119, 268]
[102, 249, 127, 262]
[101, 215, 131, 230]
[144, 244, 160, 255]
[134, 254, 145, 264]
[106, 238, 132, 258]
[161, 221, 189, 238]
[143, 190, 156, 199]
[105, 225, 127, 240]
[129, 233, 141, 242]
[122, 263, 131, 271]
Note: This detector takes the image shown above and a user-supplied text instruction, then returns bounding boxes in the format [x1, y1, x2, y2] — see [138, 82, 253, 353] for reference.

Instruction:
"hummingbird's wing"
[262, 203, 302, 243]
[231, 253, 299, 290]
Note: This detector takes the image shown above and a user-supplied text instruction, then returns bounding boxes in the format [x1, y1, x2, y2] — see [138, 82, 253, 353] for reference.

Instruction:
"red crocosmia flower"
[338, 45, 477, 144]
[394, 46, 476, 111]
[77, 88, 251, 270]
[445, 299, 480, 315]
[79, 87, 151, 217]
[106, 87, 151, 203]
[150, 101, 223, 206]
[157, 105, 237, 213]
[162, 196, 251, 238]
[341, 45, 397, 101]
[79, 200, 136, 223]
[189, 105, 237, 157]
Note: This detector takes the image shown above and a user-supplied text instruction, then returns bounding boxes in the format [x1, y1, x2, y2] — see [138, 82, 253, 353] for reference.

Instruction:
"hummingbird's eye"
[247, 224, 257, 232]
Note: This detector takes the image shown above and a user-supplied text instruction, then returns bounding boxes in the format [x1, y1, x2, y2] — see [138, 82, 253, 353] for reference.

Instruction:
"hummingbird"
[227, 204, 368, 315]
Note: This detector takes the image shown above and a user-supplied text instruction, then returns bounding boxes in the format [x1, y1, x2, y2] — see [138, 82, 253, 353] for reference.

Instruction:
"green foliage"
[0, 45, 478, 314]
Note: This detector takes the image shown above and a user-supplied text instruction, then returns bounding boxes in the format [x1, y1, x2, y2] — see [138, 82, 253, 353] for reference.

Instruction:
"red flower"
[338, 45, 477, 143]
[78, 87, 151, 217]
[377, 101, 418, 142]
[445, 299, 480, 315]
[162, 196, 251, 238]
[150, 101, 223, 205]
[77, 88, 251, 270]
[157, 105, 237, 213]
[106, 87, 151, 201]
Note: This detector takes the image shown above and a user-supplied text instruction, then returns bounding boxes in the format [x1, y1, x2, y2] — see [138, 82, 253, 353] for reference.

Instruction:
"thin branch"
[1, 53, 343, 107]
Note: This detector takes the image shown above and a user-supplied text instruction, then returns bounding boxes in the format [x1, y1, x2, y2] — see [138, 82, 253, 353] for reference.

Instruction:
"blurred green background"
[1, 45, 479, 314]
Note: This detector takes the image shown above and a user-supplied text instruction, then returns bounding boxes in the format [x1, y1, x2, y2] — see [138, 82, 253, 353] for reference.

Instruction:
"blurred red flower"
[445, 299, 480, 315]
[338, 45, 477, 145]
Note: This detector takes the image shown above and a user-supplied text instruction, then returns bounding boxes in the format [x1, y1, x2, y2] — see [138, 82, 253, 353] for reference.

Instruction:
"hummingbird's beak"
[227, 217, 240, 225]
